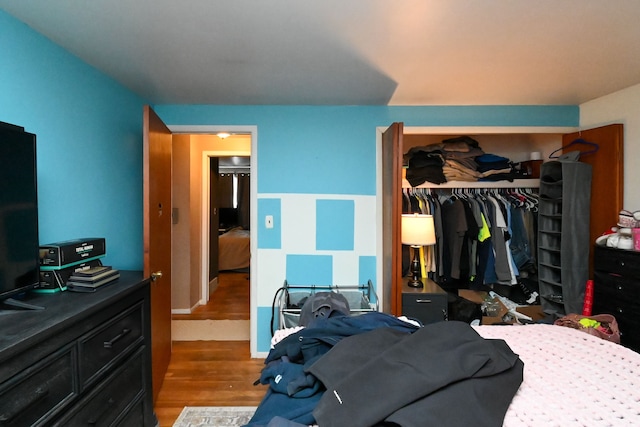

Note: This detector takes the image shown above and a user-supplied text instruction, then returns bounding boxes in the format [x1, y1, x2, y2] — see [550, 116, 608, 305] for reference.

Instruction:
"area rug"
[172, 320, 250, 341]
[173, 406, 256, 427]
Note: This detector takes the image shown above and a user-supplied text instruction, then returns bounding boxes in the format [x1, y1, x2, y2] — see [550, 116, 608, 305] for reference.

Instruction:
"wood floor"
[155, 271, 266, 427]
[172, 270, 250, 321]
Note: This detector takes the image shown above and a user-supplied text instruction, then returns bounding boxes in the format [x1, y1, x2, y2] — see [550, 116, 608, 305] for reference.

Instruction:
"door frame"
[169, 125, 257, 351]
[375, 125, 578, 316]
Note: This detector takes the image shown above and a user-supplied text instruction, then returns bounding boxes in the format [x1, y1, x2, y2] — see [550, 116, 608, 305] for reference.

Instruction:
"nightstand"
[401, 279, 448, 324]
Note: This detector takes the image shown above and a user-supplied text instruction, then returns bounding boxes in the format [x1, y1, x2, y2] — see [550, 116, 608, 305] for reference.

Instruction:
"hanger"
[548, 137, 599, 159]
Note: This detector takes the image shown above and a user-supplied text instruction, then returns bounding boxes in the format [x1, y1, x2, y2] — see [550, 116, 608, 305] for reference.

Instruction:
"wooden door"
[143, 105, 173, 402]
[209, 157, 219, 281]
[562, 124, 624, 277]
[381, 123, 403, 315]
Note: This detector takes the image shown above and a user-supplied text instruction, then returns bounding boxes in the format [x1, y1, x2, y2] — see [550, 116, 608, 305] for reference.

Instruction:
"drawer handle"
[0, 386, 48, 422]
[415, 299, 432, 303]
[88, 397, 114, 425]
[104, 328, 131, 348]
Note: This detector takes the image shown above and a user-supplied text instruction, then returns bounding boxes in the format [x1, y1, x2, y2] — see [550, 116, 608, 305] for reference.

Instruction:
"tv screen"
[0, 122, 41, 303]
[219, 207, 239, 229]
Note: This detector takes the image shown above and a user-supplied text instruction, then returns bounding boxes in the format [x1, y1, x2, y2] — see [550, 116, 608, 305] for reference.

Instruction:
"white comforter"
[474, 324, 640, 426]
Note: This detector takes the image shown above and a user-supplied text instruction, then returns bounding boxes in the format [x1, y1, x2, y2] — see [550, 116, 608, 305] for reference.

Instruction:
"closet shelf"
[539, 213, 562, 219]
[402, 178, 540, 189]
[539, 279, 563, 289]
[539, 262, 561, 270]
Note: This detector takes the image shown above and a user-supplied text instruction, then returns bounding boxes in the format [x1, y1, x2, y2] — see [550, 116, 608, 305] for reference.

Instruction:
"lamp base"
[407, 278, 424, 288]
[408, 245, 424, 288]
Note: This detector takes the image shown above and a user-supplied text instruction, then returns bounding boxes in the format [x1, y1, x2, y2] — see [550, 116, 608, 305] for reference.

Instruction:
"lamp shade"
[401, 213, 436, 246]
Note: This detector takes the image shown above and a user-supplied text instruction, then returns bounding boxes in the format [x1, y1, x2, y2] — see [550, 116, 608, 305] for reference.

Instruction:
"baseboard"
[209, 276, 219, 295]
[172, 300, 202, 315]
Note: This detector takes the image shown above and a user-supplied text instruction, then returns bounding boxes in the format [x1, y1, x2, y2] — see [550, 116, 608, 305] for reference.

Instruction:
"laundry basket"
[276, 280, 378, 330]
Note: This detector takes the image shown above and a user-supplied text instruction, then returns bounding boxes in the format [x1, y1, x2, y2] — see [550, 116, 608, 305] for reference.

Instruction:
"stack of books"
[66, 265, 120, 292]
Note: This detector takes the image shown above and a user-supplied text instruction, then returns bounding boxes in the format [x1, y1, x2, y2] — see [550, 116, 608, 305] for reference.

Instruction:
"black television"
[0, 121, 42, 310]
[219, 207, 239, 230]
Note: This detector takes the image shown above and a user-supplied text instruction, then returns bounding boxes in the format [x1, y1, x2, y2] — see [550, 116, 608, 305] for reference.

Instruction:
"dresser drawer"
[0, 345, 76, 426]
[116, 398, 146, 427]
[594, 246, 640, 277]
[593, 271, 640, 300]
[78, 302, 144, 388]
[593, 271, 640, 352]
[55, 347, 146, 427]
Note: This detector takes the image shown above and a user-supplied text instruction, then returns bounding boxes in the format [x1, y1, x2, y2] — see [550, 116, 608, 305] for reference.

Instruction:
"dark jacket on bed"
[245, 313, 419, 427]
[309, 321, 523, 427]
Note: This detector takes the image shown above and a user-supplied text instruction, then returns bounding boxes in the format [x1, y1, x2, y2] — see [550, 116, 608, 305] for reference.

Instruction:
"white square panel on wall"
[256, 250, 287, 303]
[332, 252, 362, 285]
[353, 195, 377, 253]
[281, 195, 317, 253]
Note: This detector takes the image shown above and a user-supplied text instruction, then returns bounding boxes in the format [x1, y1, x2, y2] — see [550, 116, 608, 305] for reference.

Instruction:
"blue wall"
[2, 9, 579, 353]
[157, 105, 577, 197]
[157, 104, 577, 353]
[0, 10, 148, 269]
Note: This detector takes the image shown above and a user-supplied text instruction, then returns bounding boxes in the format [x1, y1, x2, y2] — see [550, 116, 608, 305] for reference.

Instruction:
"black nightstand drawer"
[401, 280, 448, 325]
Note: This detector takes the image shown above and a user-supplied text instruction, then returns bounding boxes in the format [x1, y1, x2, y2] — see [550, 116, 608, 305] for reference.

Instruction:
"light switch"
[265, 215, 274, 229]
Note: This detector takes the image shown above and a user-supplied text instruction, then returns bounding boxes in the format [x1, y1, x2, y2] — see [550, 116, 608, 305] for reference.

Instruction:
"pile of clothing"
[404, 136, 518, 186]
[244, 304, 524, 427]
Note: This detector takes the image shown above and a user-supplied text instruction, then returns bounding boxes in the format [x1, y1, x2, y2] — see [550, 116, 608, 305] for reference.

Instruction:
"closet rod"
[405, 178, 539, 189]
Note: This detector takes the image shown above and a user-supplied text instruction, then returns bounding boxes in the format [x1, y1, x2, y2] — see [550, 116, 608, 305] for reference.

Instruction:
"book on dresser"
[66, 266, 120, 291]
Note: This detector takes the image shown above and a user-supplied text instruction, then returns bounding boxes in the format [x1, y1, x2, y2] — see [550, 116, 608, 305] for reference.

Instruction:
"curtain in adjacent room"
[218, 173, 234, 208]
[237, 173, 250, 229]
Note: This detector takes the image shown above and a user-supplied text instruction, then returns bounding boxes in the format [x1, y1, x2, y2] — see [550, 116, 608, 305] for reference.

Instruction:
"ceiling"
[3, 0, 640, 106]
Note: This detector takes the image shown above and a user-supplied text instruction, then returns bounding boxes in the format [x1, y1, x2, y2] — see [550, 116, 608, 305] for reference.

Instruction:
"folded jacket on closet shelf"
[479, 172, 517, 182]
[406, 150, 444, 168]
[406, 166, 447, 186]
[405, 151, 446, 186]
[403, 142, 483, 164]
[442, 168, 479, 182]
[444, 146, 485, 159]
[443, 159, 482, 181]
[476, 153, 512, 173]
[441, 135, 481, 148]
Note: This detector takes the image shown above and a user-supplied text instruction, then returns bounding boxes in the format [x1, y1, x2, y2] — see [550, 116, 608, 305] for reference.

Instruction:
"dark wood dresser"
[593, 246, 640, 353]
[0, 271, 155, 426]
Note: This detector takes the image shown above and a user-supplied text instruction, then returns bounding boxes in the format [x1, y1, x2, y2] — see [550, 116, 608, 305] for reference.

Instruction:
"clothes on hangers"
[402, 187, 538, 291]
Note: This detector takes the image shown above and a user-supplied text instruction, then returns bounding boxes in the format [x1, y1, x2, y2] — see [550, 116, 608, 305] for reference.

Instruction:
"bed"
[246, 316, 640, 427]
[218, 227, 250, 271]
[475, 323, 640, 426]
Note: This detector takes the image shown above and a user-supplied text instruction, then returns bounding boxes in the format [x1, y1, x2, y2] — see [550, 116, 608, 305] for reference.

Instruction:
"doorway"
[168, 125, 257, 347]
